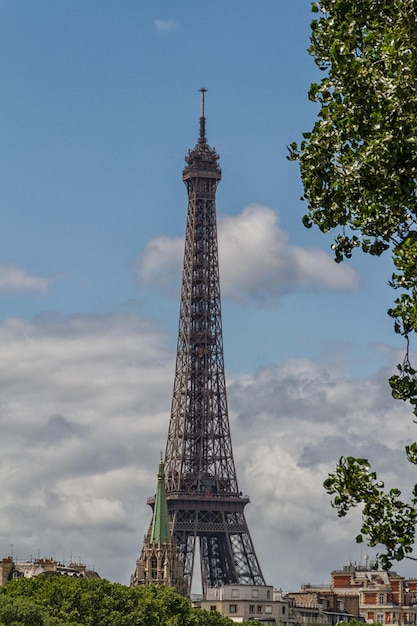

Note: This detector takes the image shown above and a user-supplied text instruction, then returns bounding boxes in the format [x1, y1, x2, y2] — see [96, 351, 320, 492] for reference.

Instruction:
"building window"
[250, 605, 255, 614]
[257, 605, 263, 614]
[231, 588, 239, 598]
[229, 605, 237, 614]
[377, 613, 384, 624]
[282, 605, 286, 615]
[151, 556, 157, 580]
[252, 589, 259, 598]
[265, 605, 272, 614]
[379, 594, 385, 604]
[210, 606, 217, 612]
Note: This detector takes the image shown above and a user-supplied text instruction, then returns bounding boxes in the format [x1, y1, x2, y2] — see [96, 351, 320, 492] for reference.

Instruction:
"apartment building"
[286, 587, 360, 626]
[0, 556, 100, 585]
[199, 584, 289, 625]
[332, 564, 417, 625]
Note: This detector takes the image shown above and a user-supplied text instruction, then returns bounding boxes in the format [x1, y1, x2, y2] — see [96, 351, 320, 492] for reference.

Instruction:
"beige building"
[286, 587, 360, 626]
[0, 556, 99, 585]
[199, 584, 289, 624]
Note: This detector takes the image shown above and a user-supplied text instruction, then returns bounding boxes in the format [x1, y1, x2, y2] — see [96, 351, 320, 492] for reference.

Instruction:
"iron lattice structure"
[156, 90, 265, 594]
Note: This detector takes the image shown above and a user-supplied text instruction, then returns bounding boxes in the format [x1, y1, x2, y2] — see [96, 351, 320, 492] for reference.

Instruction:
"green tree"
[288, 0, 417, 568]
[193, 609, 234, 626]
[0, 595, 58, 626]
[0, 577, 233, 626]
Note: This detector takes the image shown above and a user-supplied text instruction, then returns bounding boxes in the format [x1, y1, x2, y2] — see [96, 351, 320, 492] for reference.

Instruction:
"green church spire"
[149, 456, 171, 545]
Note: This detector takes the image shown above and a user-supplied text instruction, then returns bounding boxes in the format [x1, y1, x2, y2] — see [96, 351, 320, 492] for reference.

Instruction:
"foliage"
[193, 609, 234, 626]
[0, 595, 54, 626]
[323, 457, 417, 568]
[0, 577, 233, 626]
[288, 0, 417, 567]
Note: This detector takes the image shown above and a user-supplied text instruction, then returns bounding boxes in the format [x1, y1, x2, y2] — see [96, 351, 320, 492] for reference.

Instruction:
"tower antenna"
[199, 87, 207, 142]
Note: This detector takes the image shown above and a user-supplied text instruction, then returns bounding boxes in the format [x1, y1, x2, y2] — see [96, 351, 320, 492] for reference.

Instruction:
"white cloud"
[136, 205, 360, 304]
[138, 235, 183, 296]
[0, 312, 171, 580]
[227, 356, 417, 589]
[155, 19, 177, 33]
[0, 263, 51, 294]
[0, 311, 415, 591]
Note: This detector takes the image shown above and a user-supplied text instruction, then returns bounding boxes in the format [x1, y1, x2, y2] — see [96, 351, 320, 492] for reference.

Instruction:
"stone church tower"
[130, 458, 187, 596]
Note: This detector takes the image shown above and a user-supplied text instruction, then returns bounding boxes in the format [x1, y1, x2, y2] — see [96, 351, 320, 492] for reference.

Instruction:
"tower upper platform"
[182, 88, 221, 182]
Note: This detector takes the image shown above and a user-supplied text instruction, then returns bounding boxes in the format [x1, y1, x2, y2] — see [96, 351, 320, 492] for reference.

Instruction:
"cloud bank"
[137, 205, 360, 304]
[0, 311, 414, 591]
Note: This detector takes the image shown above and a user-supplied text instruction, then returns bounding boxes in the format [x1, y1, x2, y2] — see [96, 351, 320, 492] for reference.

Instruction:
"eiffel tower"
[147, 89, 265, 595]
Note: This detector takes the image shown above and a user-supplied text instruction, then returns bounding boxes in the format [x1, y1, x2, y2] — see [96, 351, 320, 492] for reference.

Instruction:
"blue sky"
[0, 0, 414, 592]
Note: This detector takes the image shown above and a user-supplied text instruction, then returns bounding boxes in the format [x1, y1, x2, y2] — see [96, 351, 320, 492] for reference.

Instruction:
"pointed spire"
[149, 455, 171, 545]
[199, 87, 207, 143]
[183, 88, 221, 182]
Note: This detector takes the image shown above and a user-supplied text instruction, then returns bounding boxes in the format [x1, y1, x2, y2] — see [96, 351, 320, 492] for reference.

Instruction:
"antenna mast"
[199, 87, 207, 142]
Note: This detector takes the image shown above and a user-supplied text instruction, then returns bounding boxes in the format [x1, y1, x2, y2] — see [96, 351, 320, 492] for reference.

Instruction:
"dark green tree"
[193, 609, 234, 626]
[288, 0, 417, 568]
[0, 577, 233, 626]
[0, 595, 58, 626]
